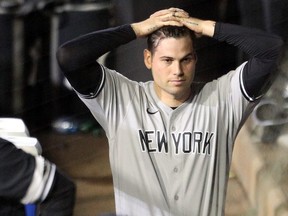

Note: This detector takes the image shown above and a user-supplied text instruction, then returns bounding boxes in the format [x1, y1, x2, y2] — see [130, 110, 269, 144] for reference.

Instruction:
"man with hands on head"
[57, 8, 283, 216]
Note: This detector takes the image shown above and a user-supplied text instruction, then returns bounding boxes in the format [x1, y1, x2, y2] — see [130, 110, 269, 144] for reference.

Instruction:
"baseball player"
[0, 137, 76, 216]
[57, 8, 283, 216]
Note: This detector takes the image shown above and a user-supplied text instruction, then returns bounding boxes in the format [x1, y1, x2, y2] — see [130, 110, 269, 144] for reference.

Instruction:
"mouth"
[170, 79, 185, 85]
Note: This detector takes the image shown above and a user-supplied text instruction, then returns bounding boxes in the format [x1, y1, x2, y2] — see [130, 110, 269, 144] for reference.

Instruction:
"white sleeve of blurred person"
[0, 118, 51, 203]
[0, 118, 76, 215]
[21, 156, 56, 204]
[0, 118, 41, 155]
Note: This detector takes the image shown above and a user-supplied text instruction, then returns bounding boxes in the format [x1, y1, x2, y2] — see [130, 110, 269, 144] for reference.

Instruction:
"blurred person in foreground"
[0, 137, 76, 216]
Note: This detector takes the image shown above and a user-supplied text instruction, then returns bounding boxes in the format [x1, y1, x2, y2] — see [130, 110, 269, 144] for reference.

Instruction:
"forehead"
[154, 36, 194, 56]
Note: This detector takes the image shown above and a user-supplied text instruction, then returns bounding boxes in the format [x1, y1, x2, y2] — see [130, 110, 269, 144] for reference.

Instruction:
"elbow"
[56, 43, 85, 76]
[56, 43, 79, 75]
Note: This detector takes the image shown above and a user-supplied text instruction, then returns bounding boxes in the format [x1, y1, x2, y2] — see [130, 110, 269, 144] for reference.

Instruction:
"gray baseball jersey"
[76, 61, 256, 216]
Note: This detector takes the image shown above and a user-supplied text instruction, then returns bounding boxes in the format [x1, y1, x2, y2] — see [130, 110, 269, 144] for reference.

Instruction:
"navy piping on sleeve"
[77, 65, 106, 99]
[239, 65, 262, 102]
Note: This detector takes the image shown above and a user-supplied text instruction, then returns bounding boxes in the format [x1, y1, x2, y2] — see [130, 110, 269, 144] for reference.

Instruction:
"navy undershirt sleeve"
[57, 24, 136, 95]
[213, 22, 283, 100]
[58, 22, 283, 99]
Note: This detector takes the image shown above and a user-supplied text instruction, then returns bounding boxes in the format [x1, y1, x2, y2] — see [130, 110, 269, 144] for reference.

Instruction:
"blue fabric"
[25, 204, 36, 216]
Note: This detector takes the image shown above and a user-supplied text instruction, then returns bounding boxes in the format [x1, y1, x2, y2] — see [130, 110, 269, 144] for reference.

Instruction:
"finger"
[150, 9, 172, 17]
[160, 13, 180, 23]
[160, 10, 188, 19]
[161, 16, 184, 26]
[171, 8, 189, 17]
[168, 7, 185, 13]
[164, 21, 184, 27]
[173, 11, 189, 18]
[151, 8, 188, 18]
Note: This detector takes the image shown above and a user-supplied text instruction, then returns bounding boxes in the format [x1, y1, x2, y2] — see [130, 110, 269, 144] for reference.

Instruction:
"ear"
[143, 49, 152, 70]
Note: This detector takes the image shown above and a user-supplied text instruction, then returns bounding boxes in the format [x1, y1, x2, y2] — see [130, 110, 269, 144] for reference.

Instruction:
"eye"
[182, 55, 196, 64]
[162, 58, 173, 64]
[182, 57, 193, 63]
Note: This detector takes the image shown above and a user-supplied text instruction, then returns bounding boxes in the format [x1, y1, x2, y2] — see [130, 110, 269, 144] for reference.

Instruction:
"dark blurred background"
[0, 0, 287, 132]
[1, 1, 288, 215]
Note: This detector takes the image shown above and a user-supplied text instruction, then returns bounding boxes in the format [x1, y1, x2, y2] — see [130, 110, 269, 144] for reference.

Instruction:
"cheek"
[183, 63, 194, 72]
[184, 65, 196, 83]
[151, 69, 169, 86]
[152, 60, 166, 70]
[151, 62, 167, 78]
[152, 70, 165, 83]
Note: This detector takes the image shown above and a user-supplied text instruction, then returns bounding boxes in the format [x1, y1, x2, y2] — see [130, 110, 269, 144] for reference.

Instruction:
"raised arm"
[213, 23, 283, 100]
[57, 8, 187, 96]
[56, 24, 136, 95]
[179, 17, 284, 101]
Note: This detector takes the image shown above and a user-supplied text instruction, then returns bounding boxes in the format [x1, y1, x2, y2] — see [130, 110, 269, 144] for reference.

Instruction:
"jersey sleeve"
[228, 62, 254, 122]
[198, 61, 256, 137]
[76, 66, 139, 139]
[213, 22, 283, 101]
[0, 138, 56, 203]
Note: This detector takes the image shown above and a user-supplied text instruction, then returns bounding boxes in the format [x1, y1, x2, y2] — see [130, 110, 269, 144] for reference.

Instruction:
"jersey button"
[171, 126, 176, 131]
[174, 195, 179, 201]
[173, 167, 178, 173]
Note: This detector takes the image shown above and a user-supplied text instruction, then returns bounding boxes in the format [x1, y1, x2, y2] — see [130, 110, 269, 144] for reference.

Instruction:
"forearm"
[214, 22, 283, 100]
[57, 24, 136, 73]
[213, 23, 283, 60]
[57, 24, 136, 95]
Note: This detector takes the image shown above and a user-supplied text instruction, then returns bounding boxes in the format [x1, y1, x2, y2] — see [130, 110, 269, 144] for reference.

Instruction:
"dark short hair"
[147, 26, 195, 54]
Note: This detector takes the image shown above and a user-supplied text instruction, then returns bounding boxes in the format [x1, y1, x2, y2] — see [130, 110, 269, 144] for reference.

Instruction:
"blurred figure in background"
[236, 0, 288, 143]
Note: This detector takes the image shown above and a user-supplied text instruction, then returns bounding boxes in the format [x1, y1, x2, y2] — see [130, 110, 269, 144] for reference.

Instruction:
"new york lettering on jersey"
[138, 129, 214, 155]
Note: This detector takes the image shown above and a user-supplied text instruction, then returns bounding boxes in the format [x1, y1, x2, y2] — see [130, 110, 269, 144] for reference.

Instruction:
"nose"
[173, 61, 184, 76]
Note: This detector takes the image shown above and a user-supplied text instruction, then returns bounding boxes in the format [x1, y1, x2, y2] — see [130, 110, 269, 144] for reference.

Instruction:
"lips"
[170, 79, 185, 85]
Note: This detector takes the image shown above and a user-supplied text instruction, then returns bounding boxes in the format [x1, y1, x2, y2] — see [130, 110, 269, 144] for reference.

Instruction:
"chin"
[171, 87, 191, 98]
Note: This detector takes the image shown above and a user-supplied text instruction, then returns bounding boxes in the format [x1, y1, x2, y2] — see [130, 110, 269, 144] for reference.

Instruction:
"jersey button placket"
[169, 113, 176, 132]
[171, 126, 176, 131]
[174, 194, 179, 201]
[173, 167, 178, 173]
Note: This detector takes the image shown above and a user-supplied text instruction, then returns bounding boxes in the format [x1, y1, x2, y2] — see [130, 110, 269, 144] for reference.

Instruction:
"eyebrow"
[160, 52, 195, 60]
[182, 53, 195, 59]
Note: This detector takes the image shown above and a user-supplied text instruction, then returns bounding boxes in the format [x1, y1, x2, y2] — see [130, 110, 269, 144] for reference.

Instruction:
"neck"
[154, 84, 192, 108]
[162, 97, 186, 108]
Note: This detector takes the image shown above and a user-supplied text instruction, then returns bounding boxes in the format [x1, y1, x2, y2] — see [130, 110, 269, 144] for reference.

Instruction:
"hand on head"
[131, 8, 215, 38]
[131, 8, 188, 37]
